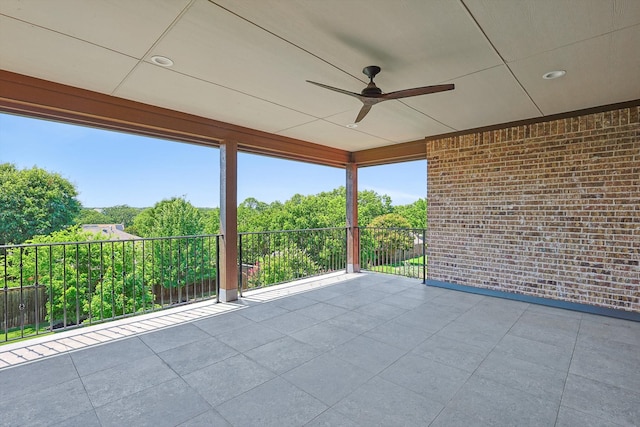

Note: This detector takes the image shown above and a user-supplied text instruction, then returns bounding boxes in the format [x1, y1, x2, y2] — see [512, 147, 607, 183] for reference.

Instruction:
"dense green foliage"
[132, 198, 214, 290]
[101, 205, 141, 228]
[132, 197, 204, 238]
[0, 163, 81, 245]
[393, 198, 427, 229]
[75, 208, 110, 225]
[1, 227, 155, 326]
[247, 245, 320, 288]
[361, 213, 415, 266]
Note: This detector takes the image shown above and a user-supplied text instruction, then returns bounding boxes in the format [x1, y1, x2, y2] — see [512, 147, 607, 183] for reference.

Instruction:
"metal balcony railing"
[1, 227, 426, 343]
[359, 227, 426, 281]
[1, 235, 219, 343]
[238, 227, 347, 295]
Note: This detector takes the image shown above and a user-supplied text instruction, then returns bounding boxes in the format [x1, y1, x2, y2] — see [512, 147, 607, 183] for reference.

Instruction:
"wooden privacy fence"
[1, 280, 218, 331]
[1, 285, 47, 330]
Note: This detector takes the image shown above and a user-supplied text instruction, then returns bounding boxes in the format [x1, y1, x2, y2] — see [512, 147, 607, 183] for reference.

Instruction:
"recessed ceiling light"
[346, 123, 358, 128]
[542, 70, 566, 80]
[151, 55, 174, 67]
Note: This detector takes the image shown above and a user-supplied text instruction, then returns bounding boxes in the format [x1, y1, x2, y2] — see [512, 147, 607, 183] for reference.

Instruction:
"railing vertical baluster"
[99, 242, 104, 321]
[132, 240, 137, 314]
[186, 237, 190, 303]
[63, 245, 67, 328]
[49, 245, 53, 332]
[422, 228, 427, 284]
[121, 241, 126, 316]
[34, 246, 40, 335]
[160, 239, 165, 308]
[75, 243, 80, 326]
[87, 243, 92, 325]
[3, 248, 8, 342]
[238, 233, 243, 296]
[216, 236, 220, 302]
[141, 239, 146, 312]
[18, 247, 24, 338]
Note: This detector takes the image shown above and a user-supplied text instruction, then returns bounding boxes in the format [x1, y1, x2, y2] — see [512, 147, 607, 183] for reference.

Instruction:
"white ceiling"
[1, 0, 639, 152]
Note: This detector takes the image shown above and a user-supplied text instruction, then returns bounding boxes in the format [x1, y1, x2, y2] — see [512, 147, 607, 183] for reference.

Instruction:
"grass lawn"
[367, 255, 426, 278]
[1, 325, 52, 345]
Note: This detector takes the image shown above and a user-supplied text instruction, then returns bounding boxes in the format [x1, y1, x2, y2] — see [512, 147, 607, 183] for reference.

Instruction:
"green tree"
[362, 213, 414, 266]
[133, 197, 204, 238]
[132, 198, 212, 290]
[102, 205, 141, 228]
[1, 226, 155, 326]
[247, 244, 320, 288]
[0, 163, 81, 245]
[393, 198, 427, 229]
[75, 208, 110, 225]
[203, 208, 220, 234]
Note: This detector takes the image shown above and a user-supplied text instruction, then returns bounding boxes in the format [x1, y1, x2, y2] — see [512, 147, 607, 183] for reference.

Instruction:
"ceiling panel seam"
[459, 0, 543, 117]
[110, 0, 197, 96]
[208, 0, 365, 85]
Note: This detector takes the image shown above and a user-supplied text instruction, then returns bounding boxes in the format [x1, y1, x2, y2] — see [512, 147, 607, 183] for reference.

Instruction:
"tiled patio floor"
[1, 272, 638, 426]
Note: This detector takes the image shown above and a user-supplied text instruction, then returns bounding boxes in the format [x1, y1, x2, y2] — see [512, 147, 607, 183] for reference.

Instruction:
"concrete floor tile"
[291, 323, 358, 352]
[245, 335, 324, 374]
[353, 300, 409, 320]
[139, 323, 212, 353]
[158, 336, 238, 375]
[95, 378, 210, 427]
[184, 354, 276, 407]
[508, 312, 580, 350]
[326, 310, 382, 334]
[260, 310, 320, 334]
[237, 302, 289, 322]
[475, 351, 567, 401]
[363, 319, 433, 351]
[282, 353, 374, 406]
[294, 302, 348, 321]
[494, 333, 573, 372]
[82, 354, 178, 407]
[555, 406, 621, 427]
[392, 304, 460, 332]
[215, 322, 285, 352]
[304, 408, 364, 427]
[71, 337, 153, 377]
[0, 378, 92, 427]
[217, 377, 327, 427]
[379, 353, 471, 405]
[192, 311, 255, 336]
[332, 376, 443, 427]
[330, 335, 406, 375]
[445, 376, 559, 426]
[0, 354, 78, 401]
[51, 410, 101, 427]
[562, 373, 640, 426]
[411, 334, 490, 372]
[178, 409, 232, 426]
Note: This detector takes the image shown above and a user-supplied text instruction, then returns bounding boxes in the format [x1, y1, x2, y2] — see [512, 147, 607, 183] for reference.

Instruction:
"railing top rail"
[360, 227, 426, 231]
[0, 233, 221, 250]
[238, 227, 347, 236]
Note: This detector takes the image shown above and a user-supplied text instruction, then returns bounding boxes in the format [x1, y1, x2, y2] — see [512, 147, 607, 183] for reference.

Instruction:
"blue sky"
[0, 113, 426, 208]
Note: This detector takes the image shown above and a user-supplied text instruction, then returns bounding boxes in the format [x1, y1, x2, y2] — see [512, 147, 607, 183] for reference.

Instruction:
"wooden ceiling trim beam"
[352, 98, 640, 167]
[351, 139, 427, 167]
[0, 70, 350, 168]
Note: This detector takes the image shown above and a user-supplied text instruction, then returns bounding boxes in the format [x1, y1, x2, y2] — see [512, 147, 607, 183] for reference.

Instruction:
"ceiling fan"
[306, 65, 454, 124]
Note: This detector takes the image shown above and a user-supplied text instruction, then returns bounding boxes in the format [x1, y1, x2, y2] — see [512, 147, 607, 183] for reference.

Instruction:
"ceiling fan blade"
[306, 80, 363, 99]
[381, 84, 455, 100]
[354, 104, 372, 123]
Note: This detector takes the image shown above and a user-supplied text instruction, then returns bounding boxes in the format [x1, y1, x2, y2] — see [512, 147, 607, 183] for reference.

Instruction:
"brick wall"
[426, 105, 639, 312]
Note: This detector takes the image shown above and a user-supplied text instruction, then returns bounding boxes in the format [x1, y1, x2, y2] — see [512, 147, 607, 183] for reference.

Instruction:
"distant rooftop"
[81, 224, 140, 240]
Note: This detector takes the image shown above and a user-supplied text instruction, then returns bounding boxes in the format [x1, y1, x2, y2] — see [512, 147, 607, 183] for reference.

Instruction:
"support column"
[346, 162, 360, 273]
[219, 140, 238, 302]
